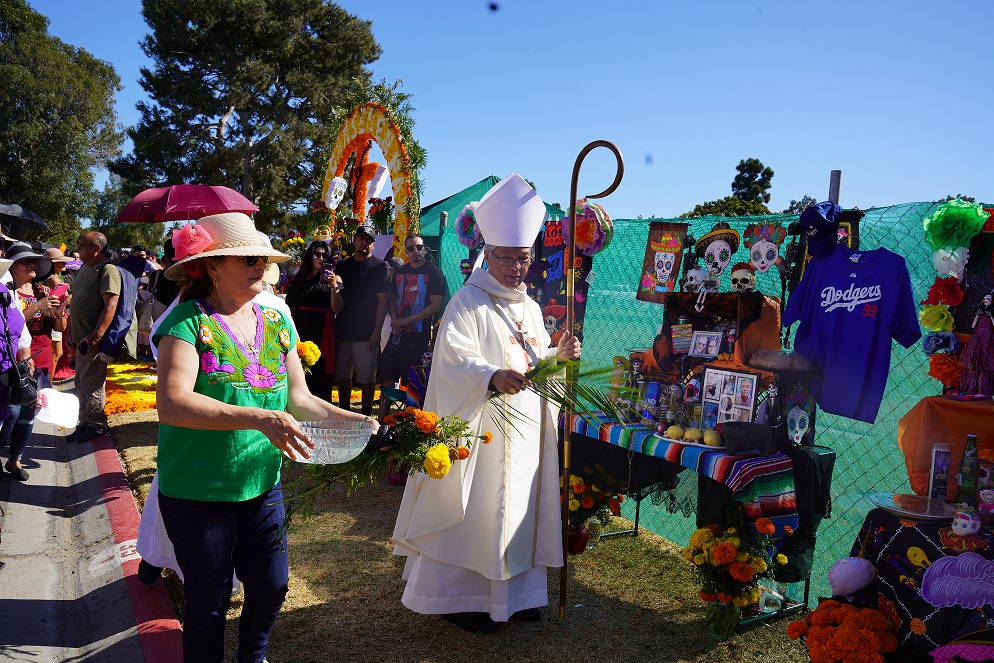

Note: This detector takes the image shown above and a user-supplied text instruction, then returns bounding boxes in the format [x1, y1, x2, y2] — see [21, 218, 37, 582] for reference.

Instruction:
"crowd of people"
[1, 174, 581, 660]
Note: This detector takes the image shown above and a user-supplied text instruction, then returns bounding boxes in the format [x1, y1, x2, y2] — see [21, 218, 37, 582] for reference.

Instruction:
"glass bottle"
[958, 433, 979, 507]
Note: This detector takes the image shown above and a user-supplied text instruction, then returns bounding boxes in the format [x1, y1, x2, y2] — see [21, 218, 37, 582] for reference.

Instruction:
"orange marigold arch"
[322, 102, 418, 254]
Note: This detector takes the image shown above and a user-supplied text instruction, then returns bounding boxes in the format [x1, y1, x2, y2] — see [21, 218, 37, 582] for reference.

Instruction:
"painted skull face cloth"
[782, 245, 921, 423]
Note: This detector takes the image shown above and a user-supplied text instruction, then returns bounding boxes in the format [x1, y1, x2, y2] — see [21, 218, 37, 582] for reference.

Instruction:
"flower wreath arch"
[321, 102, 419, 255]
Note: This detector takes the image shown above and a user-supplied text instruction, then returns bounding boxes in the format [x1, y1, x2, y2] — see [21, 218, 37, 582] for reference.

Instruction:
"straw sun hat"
[165, 212, 288, 280]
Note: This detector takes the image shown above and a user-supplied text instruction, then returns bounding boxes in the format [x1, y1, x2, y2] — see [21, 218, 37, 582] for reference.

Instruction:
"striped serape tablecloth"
[565, 413, 798, 533]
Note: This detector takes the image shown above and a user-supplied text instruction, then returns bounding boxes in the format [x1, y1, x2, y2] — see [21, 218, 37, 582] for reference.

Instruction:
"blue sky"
[27, 0, 994, 219]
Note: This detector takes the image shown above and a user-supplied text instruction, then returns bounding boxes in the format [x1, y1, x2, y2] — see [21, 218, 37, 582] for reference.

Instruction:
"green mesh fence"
[437, 202, 950, 601]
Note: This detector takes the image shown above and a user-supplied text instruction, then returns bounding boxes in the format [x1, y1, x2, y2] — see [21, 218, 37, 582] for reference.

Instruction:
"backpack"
[96, 257, 141, 361]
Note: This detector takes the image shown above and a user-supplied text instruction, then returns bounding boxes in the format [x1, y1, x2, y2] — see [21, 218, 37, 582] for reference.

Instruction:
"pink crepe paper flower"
[172, 222, 214, 260]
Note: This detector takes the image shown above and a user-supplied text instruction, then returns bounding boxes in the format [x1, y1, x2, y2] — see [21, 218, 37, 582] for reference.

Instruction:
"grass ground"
[109, 409, 810, 662]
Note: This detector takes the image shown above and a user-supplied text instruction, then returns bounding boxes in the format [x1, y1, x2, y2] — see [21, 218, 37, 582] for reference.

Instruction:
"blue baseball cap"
[799, 202, 842, 258]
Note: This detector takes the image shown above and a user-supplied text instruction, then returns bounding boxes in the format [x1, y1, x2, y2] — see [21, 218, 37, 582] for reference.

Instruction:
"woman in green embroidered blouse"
[153, 212, 373, 663]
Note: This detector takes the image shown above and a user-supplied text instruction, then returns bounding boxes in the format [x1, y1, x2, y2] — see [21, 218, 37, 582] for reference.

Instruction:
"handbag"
[0, 291, 39, 406]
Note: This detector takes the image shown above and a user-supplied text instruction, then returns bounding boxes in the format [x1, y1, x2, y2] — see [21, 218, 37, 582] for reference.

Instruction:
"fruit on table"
[683, 427, 704, 442]
[665, 425, 685, 440]
[703, 429, 723, 447]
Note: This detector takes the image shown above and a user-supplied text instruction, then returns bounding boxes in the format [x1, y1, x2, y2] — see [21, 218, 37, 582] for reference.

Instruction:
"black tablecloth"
[849, 508, 994, 661]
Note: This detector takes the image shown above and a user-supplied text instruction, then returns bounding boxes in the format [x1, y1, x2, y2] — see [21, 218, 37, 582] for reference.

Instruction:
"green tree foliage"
[940, 194, 977, 203]
[681, 196, 771, 218]
[0, 0, 124, 246]
[731, 158, 774, 204]
[783, 195, 817, 214]
[92, 174, 167, 253]
[110, 0, 382, 236]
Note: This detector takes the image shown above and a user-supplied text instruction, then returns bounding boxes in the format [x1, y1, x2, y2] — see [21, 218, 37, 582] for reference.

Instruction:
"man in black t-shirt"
[331, 228, 389, 415]
[378, 234, 446, 418]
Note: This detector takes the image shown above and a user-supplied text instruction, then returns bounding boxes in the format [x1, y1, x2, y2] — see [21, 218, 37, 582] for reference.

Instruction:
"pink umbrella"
[118, 184, 258, 223]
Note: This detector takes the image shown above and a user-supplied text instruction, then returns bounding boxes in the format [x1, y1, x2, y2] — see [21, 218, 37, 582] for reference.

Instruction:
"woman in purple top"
[0, 276, 35, 481]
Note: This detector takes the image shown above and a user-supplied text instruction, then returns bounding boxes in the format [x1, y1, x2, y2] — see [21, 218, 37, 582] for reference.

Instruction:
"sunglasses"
[241, 256, 266, 267]
[313, 252, 328, 258]
[405, 245, 425, 253]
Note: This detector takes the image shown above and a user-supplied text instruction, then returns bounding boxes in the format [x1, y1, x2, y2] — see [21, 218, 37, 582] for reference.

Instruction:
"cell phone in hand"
[320, 263, 335, 284]
[78, 341, 89, 356]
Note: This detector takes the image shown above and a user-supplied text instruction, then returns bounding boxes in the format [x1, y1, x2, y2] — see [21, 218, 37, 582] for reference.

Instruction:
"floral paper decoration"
[563, 198, 614, 256]
[455, 202, 482, 249]
[917, 200, 989, 390]
[923, 199, 990, 251]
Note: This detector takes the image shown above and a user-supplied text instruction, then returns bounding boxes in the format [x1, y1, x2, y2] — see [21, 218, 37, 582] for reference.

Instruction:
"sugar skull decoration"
[325, 176, 348, 209]
[729, 262, 756, 293]
[645, 234, 682, 293]
[542, 298, 567, 343]
[784, 384, 815, 445]
[932, 247, 970, 281]
[951, 509, 982, 537]
[696, 222, 741, 287]
[743, 221, 787, 274]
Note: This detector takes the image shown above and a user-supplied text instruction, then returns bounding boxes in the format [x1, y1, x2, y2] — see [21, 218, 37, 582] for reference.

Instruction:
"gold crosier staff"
[560, 141, 624, 619]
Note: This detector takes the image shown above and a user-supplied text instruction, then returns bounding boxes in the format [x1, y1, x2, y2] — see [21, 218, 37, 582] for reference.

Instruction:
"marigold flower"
[728, 560, 755, 582]
[456, 446, 470, 460]
[481, 431, 493, 444]
[755, 517, 775, 535]
[689, 528, 715, 548]
[784, 525, 794, 535]
[775, 553, 788, 565]
[608, 497, 620, 516]
[710, 541, 737, 565]
[573, 483, 585, 494]
[580, 495, 594, 509]
[423, 443, 451, 479]
[786, 620, 809, 640]
[705, 524, 721, 535]
[413, 409, 439, 433]
[568, 498, 580, 511]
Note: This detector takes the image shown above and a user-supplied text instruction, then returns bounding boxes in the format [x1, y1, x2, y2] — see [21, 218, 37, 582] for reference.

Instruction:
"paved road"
[0, 426, 181, 661]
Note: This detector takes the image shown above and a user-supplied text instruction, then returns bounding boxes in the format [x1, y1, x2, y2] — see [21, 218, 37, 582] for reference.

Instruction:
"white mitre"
[475, 173, 547, 248]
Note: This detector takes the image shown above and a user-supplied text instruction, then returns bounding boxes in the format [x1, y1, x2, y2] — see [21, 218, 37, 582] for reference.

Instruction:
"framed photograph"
[689, 331, 723, 358]
[699, 366, 758, 427]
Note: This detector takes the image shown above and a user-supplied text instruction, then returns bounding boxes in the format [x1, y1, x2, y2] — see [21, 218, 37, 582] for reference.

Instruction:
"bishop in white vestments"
[391, 175, 581, 633]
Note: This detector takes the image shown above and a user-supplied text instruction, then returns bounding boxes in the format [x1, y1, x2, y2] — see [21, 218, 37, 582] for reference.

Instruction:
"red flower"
[928, 353, 963, 388]
[710, 542, 737, 565]
[755, 517, 775, 535]
[921, 276, 965, 307]
[608, 497, 621, 516]
[580, 495, 594, 509]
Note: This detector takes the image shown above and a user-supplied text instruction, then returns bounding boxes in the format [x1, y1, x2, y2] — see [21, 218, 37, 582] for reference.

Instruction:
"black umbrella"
[0, 202, 48, 233]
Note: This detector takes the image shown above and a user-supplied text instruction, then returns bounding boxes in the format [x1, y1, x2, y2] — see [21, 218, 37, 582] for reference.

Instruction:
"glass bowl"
[293, 419, 378, 465]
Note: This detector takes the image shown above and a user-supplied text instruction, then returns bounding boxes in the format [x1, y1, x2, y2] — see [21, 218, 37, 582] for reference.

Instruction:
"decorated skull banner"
[743, 222, 787, 274]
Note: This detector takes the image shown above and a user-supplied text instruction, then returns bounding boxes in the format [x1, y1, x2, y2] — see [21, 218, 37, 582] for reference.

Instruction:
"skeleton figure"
[325, 176, 348, 209]
[654, 251, 676, 291]
[544, 315, 557, 336]
[683, 267, 707, 292]
[787, 406, 810, 445]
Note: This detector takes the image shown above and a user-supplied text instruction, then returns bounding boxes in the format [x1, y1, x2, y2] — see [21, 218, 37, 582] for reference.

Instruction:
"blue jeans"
[0, 403, 36, 464]
[158, 483, 289, 663]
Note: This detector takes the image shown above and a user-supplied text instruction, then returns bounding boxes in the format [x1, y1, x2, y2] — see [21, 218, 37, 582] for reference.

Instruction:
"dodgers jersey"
[782, 245, 920, 423]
